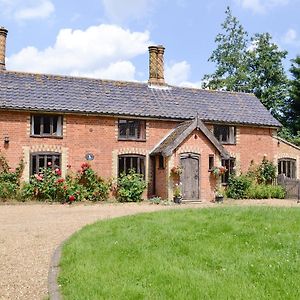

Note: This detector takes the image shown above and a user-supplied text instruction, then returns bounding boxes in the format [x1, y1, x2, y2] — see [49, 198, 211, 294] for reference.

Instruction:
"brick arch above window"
[22, 145, 68, 181]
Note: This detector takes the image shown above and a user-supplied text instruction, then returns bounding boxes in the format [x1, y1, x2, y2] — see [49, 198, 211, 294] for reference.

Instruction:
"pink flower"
[47, 162, 52, 166]
[34, 174, 43, 181]
[69, 195, 75, 202]
[55, 168, 62, 176]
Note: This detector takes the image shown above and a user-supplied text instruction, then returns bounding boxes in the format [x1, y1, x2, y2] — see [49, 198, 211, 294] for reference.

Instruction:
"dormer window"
[118, 119, 146, 141]
[31, 115, 63, 137]
[214, 125, 236, 144]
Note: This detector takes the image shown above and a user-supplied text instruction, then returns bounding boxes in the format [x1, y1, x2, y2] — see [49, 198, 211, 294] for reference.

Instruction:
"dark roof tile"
[0, 70, 281, 127]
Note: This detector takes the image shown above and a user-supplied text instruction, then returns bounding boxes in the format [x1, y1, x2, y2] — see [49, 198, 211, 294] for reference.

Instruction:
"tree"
[289, 55, 300, 133]
[247, 33, 288, 118]
[203, 7, 289, 120]
[202, 7, 249, 92]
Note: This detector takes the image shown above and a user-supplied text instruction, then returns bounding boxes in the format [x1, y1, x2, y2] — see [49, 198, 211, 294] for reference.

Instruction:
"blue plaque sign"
[85, 153, 94, 161]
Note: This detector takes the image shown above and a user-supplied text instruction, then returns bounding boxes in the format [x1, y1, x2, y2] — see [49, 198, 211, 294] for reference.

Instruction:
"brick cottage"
[0, 27, 299, 201]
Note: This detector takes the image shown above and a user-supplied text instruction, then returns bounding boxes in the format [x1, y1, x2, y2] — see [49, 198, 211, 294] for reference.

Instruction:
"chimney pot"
[0, 27, 8, 71]
[148, 45, 165, 85]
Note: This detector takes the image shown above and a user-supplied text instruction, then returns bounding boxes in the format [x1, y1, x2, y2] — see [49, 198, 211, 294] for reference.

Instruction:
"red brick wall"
[0, 110, 178, 179]
[224, 126, 275, 173]
[2, 110, 300, 200]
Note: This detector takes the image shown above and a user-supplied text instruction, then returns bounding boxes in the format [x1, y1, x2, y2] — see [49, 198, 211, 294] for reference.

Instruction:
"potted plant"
[173, 183, 182, 204]
[210, 166, 227, 177]
[215, 186, 225, 203]
[170, 166, 183, 180]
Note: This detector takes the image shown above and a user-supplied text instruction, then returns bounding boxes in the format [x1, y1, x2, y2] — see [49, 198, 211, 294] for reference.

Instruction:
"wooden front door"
[181, 153, 200, 200]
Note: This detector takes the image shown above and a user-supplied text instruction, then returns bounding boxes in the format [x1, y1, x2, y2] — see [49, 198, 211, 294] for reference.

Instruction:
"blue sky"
[1, 0, 300, 87]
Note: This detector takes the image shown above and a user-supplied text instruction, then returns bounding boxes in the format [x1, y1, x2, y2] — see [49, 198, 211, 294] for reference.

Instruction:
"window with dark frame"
[278, 158, 296, 179]
[158, 155, 165, 169]
[209, 155, 214, 171]
[31, 152, 61, 175]
[221, 158, 236, 184]
[31, 115, 63, 137]
[118, 119, 146, 140]
[214, 125, 236, 144]
[118, 155, 145, 177]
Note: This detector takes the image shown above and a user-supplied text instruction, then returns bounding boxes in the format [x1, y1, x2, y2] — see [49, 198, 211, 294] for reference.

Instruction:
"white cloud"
[282, 28, 300, 46]
[0, 0, 54, 21]
[235, 0, 289, 13]
[165, 61, 190, 85]
[165, 61, 203, 88]
[7, 24, 151, 81]
[101, 0, 155, 22]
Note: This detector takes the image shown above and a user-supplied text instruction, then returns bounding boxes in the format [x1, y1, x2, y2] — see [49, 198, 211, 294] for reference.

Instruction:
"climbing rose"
[56, 178, 64, 184]
[69, 195, 75, 202]
[55, 168, 62, 176]
[34, 174, 43, 181]
[47, 162, 52, 166]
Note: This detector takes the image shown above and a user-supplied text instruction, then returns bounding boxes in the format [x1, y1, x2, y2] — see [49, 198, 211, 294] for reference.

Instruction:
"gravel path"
[0, 199, 298, 300]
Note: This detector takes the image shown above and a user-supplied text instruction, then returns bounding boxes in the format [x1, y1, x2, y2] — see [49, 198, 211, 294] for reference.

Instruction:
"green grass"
[58, 207, 300, 299]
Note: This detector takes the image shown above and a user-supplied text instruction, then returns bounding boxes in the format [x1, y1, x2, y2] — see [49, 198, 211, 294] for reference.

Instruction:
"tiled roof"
[151, 117, 230, 158]
[0, 70, 281, 127]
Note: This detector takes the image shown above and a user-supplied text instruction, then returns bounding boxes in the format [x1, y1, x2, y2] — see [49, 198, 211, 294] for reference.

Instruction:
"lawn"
[58, 207, 300, 299]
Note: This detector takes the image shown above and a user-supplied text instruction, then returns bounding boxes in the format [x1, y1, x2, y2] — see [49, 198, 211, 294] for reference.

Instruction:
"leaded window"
[118, 119, 146, 140]
[278, 158, 296, 179]
[214, 125, 236, 144]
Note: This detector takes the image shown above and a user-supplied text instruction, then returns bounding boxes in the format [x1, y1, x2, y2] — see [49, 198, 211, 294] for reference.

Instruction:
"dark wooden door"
[181, 154, 199, 200]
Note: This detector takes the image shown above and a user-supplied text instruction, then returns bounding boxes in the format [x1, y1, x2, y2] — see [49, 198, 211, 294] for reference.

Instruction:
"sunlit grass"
[59, 207, 300, 299]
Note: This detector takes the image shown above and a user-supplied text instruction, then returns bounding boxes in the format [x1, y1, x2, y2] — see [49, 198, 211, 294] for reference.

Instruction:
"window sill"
[220, 142, 236, 145]
[118, 138, 146, 142]
[30, 135, 63, 139]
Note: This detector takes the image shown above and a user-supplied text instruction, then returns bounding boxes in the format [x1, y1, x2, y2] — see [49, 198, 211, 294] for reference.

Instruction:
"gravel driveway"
[0, 200, 298, 300]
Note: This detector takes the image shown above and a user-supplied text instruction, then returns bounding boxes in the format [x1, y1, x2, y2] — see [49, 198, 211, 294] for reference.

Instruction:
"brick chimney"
[0, 27, 8, 71]
[148, 45, 165, 85]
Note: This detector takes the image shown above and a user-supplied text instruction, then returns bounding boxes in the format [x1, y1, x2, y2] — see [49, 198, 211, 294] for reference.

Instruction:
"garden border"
[48, 242, 64, 300]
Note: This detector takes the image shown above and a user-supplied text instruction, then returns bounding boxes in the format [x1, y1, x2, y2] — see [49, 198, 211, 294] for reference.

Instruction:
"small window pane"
[159, 155, 165, 169]
[52, 116, 58, 135]
[119, 120, 127, 137]
[33, 116, 41, 135]
[32, 155, 37, 175]
[209, 155, 214, 170]
[119, 157, 125, 174]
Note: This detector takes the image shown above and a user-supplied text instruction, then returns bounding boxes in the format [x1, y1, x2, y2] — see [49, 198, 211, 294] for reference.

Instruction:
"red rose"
[56, 178, 65, 184]
[69, 195, 75, 202]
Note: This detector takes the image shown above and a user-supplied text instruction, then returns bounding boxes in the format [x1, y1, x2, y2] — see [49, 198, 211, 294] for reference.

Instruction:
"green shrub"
[226, 175, 252, 199]
[246, 184, 286, 199]
[270, 185, 286, 199]
[76, 163, 109, 201]
[116, 170, 146, 202]
[0, 157, 24, 200]
[257, 157, 276, 184]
